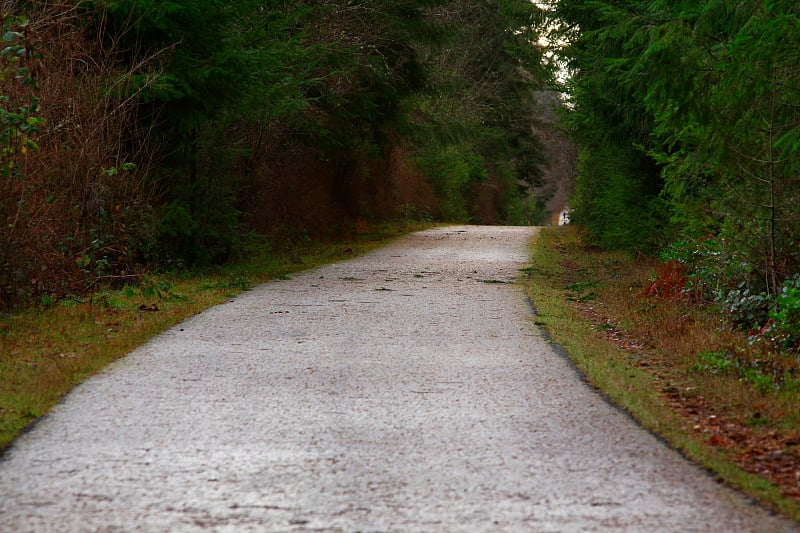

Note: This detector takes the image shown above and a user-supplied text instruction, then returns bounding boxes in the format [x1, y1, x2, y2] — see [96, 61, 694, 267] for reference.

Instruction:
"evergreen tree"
[553, 0, 800, 295]
[95, 0, 314, 263]
[553, 0, 667, 250]
[411, 0, 551, 222]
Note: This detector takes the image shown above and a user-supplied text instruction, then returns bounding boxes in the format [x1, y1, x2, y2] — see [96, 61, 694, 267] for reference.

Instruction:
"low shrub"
[768, 274, 800, 353]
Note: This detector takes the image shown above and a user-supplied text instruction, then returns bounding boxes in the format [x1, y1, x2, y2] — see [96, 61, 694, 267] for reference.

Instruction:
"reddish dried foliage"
[2, 5, 154, 310]
[238, 132, 442, 240]
[639, 260, 691, 300]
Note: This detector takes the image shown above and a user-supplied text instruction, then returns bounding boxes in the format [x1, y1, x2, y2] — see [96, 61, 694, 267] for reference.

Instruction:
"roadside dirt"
[573, 296, 800, 503]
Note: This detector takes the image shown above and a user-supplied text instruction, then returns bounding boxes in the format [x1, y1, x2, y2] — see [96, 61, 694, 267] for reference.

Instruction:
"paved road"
[0, 226, 796, 532]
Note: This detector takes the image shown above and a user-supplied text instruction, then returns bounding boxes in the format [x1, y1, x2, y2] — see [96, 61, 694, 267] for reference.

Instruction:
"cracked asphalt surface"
[1, 225, 797, 532]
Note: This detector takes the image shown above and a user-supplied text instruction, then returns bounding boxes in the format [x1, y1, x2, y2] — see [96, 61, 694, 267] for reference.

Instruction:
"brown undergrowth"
[1, 4, 158, 311]
[526, 225, 800, 520]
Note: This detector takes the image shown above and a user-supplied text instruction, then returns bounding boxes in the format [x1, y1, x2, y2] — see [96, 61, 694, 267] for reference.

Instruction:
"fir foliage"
[554, 0, 800, 297]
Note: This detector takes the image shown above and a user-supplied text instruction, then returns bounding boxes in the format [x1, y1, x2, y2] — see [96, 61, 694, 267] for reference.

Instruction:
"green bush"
[769, 274, 800, 352]
[720, 286, 770, 331]
[690, 350, 735, 375]
[158, 181, 241, 266]
[661, 237, 755, 300]
[415, 145, 487, 222]
[570, 144, 668, 251]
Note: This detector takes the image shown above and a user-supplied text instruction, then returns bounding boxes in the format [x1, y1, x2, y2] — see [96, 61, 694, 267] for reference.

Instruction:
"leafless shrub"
[1, 2, 158, 310]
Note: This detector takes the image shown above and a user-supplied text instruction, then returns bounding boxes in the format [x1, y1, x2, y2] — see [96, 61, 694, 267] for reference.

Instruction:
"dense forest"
[1, 0, 556, 310]
[5, 0, 797, 353]
[552, 0, 800, 353]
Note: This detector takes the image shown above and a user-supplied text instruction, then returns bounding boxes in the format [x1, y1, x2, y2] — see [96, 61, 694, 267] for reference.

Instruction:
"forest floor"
[525, 225, 800, 522]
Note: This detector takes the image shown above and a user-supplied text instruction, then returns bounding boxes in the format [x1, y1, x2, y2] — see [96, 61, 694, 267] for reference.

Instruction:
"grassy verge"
[0, 222, 431, 452]
[525, 225, 800, 522]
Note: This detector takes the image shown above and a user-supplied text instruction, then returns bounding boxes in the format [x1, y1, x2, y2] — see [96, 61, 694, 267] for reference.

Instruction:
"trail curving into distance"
[0, 226, 795, 532]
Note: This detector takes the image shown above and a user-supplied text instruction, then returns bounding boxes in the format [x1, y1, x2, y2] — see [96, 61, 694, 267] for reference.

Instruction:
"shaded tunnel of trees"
[3, 0, 798, 339]
[1, 0, 562, 309]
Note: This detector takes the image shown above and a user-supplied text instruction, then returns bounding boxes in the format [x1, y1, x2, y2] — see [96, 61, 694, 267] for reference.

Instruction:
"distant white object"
[558, 209, 570, 226]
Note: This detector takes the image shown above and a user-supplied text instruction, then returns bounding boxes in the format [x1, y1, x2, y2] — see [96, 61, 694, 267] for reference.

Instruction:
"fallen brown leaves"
[572, 293, 800, 502]
[665, 388, 800, 501]
[575, 302, 645, 351]
[529, 225, 800, 519]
